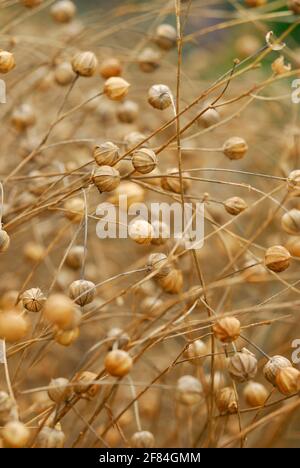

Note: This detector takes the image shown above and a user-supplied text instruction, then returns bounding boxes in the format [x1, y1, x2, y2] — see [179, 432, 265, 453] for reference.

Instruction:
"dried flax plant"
[0, 0, 300, 449]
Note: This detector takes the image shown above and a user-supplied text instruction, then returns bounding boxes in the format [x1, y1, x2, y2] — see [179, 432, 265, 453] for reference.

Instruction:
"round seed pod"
[51, 1, 76, 23]
[288, 0, 300, 14]
[154, 24, 177, 50]
[148, 84, 172, 110]
[198, 107, 220, 128]
[212, 317, 241, 343]
[117, 100, 139, 124]
[124, 131, 149, 152]
[54, 61, 76, 86]
[224, 196, 248, 216]
[138, 48, 160, 73]
[275, 367, 300, 395]
[242, 259, 267, 283]
[23, 242, 45, 263]
[55, 327, 80, 346]
[11, 104, 36, 131]
[22, 288, 46, 312]
[108, 182, 145, 206]
[132, 148, 158, 174]
[99, 58, 122, 79]
[44, 294, 76, 329]
[0, 290, 20, 310]
[206, 371, 226, 392]
[264, 245, 290, 272]
[184, 340, 208, 366]
[48, 377, 72, 403]
[69, 279, 96, 306]
[147, 253, 171, 278]
[93, 166, 120, 193]
[161, 167, 191, 193]
[36, 425, 65, 448]
[0, 230, 10, 253]
[243, 382, 268, 407]
[228, 348, 258, 382]
[129, 220, 154, 245]
[236, 34, 261, 58]
[0, 310, 28, 342]
[263, 355, 292, 385]
[131, 431, 155, 448]
[223, 137, 248, 160]
[106, 327, 130, 350]
[20, 0, 43, 7]
[103, 77, 130, 101]
[64, 197, 85, 223]
[151, 220, 170, 245]
[215, 387, 238, 415]
[73, 371, 99, 397]
[176, 375, 202, 406]
[66, 245, 84, 270]
[2, 421, 30, 448]
[93, 141, 120, 166]
[104, 350, 133, 377]
[0, 50, 15, 74]
[140, 296, 163, 317]
[286, 238, 300, 257]
[281, 209, 300, 235]
[71, 51, 98, 77]
[159, 268, 183, 294]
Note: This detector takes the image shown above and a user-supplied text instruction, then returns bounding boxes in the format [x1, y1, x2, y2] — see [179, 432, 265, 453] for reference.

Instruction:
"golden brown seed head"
[11, 104, 36, 131]
[0, 310, 28, 342]
[151, 220, 170, 246]
[263, 355, 292, 385]
[147, 252, 171, 278]
[228, 348, 258, 382]
[93, 166, 121, 192]
[243, 382, 268, 407]
[66, 245, 84, 270]
[0, 50, 15, 74]
[281, 209, 300, 235]
[51, 1, 76, 23]
[23, 242, 45, 263]
[117, 100, 139, 124]
[184, 340, 208, 366]
[71, 51, 98, 77]
[44, 293, 76, 329]
[212, 317, 241, 343]
[0, 230, 10, 253]
[54, 61, 76, 86]
[132, 148, 158, 174]
[99, 58, 122, 79]
[2, 421, 30, 448]
[64, 197, 85, 223]
[54, 327, 80, 346]
[48, 377, 72, 403]
[106, 327, 130, 350]
[215, 387, 238, 415]
[161, 167, 191, 194]
[158, 268, 183, 294]
[264, 245, 291, 273]
[154, 24, 177, 50]
[287, 169, 300, 196]
[73, 371, 100, 397]
[224, 196, 248, 216]
[129, 220, 154, 245]
[176, 375, 202, 406]
[148, 84, 172, 110]
[103, 76, 130, 101]
[69, 279, 96, 306]
[22, 288, 46, 312]
[275, 367, 300, 395]
[138, 48, 160, 73]
[36, 426, 65, 448]
[93, 141, 120, 166]
[131, 431, 155, 448]
[223, 137, 248, 160]
[124, 131, 149, 152]
[104, 349, 133, 377]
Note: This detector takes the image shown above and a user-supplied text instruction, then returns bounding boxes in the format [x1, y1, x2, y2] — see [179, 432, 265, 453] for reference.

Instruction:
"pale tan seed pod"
[243, 382, 268, 407]
[44, 294, 76, 329]
[212, 317, 241, 343]
[140, 296, 163, 317]
[54, 61, 76, 86]
[64, 197, 85, 223]
[124, 131, 149, 152]
[11, 104, 36, 131]
[281, 209, 300, 235]
[22, 288, 46, 313]
[103, 77, 130, 101]
[271, 56, 291, 75]
[161, 167, 191, 194]
[242, 259, 267, 283]
[99, 58, 122, 79]
[131, 431, 155, 448]
[286, 237, 300, 257]
[198, 107, 220, 128]
[236, 34, 261, 58]
[36, 425, 65, 448]
[147, 253, 171, 278]
[224, 196, 248, 216]
[71, 51, 98, 77]
[288, 0, 300, 13]
[104, 350, 133, 377]
[2, 421, 30, 448]
[69, 279, 96, 306]
[159, 269, 183, 294]
[184, 340, 208, 366]
[275, 367, 300, 395]
[48, 377, 72, 403]
[93, 166, 120, 192]
[93, 141, 120, 166]
[151, 220, 170, 245]
[0, 230, 10, 253]
[0, 50, 15, 74]
[148, 84, 172, 110]
[228, 348, 258, 382]
[73, 371, 100, 398]
[206, 371, 226, 392]
[154, 24, 177, 50]
[66, 246, 84, 270]
[215, 387, 238, 415]
[20, 0, 43, 7]
[55, 327, 80, 346]
[287, 170, 300, 196]
[176, 375, 202, 406]
[132, 148, 158, 174]
[24, 242, 46, 263]
[129, 220, 154, 245]
[117, 100, 139, 124]
[51, 1, 76, 23]
[223, 137, 248, 160]
[263, 355, 292, 385]
[106, 327, 130, 350]
[107, 182, 145, 206]
[138, 48, 160, 73]
[264, 245, 290, 273]
[0, 290, 20, 310]
[0, 310, 28, 342]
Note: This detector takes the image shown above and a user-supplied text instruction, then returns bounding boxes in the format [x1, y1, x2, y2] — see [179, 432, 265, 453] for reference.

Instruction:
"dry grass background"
[0, 0, 300, 449]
